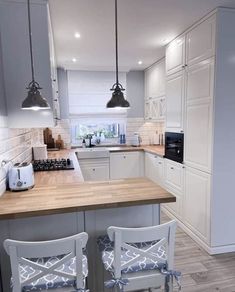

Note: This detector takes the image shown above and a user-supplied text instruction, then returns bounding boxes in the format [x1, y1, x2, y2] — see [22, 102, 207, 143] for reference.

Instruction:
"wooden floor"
[161, 213, 235, 292]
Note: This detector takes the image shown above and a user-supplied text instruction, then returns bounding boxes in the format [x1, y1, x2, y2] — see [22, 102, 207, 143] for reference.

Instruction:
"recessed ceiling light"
[74, 32, 81, 39]
[72, 58, 77, 63]
[138, 60, 143, 65]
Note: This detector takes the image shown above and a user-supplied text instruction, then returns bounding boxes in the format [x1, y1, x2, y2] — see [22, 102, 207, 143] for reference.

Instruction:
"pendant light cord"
[27, 0, 35, 82]
[115, 0, 119, 85]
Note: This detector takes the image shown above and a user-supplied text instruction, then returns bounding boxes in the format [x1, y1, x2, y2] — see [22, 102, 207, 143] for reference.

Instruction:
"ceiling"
[49, 0, 235, 71]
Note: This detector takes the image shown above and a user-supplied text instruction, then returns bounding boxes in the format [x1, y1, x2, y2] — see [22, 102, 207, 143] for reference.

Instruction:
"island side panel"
[85, 204, 160, 292]
[0, 212, 84, 292]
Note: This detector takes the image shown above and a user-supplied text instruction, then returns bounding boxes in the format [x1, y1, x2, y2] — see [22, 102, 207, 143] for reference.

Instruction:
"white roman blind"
[68, 70, 127, 116]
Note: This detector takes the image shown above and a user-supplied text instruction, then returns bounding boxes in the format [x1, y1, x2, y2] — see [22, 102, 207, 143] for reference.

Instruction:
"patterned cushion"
[97, 235, 167, 275]
[16, 254, 88, 291]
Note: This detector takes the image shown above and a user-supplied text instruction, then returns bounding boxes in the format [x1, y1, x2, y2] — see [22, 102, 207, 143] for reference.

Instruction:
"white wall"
[57, 67, 69, 119]
[126, 71, 145, 118]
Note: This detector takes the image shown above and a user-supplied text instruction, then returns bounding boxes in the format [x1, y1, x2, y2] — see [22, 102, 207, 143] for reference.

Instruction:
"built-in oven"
[164, 132, 184, 163]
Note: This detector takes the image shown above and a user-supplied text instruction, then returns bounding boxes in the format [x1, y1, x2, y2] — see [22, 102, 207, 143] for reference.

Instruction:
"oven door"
[165, 132, 184, 163]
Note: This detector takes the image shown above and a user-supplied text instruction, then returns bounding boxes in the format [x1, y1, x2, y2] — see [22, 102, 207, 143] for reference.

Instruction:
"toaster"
[9, 162, 35, 191]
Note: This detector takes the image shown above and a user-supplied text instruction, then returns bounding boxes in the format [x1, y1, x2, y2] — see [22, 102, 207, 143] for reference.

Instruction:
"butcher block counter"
[0, 146, 175, 292]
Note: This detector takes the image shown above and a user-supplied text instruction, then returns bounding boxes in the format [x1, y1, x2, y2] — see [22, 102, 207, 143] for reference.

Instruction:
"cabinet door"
[150, 97, 166, 121]
[166, 35, 186, 75]
[165, 159, 184, 194]
[157, 59, 166, 97]
[184, 166, 210, 243]
[166, 71, 184, 132]
[184, 59, 214, 173]
[164, 159, 184, 219]
[110, 152, 142, 179]
[145, 153, 164, 186]
[81, 165, 109, 181]
[186, 15, 215, 67]
[145, 58, 166, 99]
[150, 98, 160, 120]
[145, 65, 158, 98]
[144, 100, 151, 120]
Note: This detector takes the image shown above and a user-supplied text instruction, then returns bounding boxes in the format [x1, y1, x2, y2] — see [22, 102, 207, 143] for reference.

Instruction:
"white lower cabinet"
[163, 159, 184, 219]
[110, 152, 144, 179]
[145, 152, 164, 186]
[184, 166, 211, 243]
[79, 158, 109, 181]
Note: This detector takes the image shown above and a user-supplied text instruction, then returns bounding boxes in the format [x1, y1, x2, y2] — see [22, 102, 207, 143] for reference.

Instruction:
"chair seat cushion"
[16, 254, 88, 291]
[97, 235, 167, 275]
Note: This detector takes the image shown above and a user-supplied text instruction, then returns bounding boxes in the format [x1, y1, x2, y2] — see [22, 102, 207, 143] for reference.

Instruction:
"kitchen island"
[0, 147, 175, 292]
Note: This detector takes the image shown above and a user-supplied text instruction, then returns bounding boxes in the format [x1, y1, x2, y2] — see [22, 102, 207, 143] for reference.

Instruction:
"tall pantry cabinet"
[164, 8, 235, 254]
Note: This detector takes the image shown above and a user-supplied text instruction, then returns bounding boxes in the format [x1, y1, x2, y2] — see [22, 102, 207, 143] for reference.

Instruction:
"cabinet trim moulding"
[144, 56, 165, 72]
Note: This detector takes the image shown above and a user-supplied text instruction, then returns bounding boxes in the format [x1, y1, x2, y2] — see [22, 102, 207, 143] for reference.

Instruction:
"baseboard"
[161, 207, 235, 255]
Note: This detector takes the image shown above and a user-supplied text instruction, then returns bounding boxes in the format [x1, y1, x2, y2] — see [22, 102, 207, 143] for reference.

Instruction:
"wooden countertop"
[0, 178, 175, 220]
[0, 146, 174, 220]
[106, 145, 165, 157]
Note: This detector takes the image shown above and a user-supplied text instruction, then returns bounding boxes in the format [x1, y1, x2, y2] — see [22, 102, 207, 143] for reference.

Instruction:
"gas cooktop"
[33, 158, 74, 172]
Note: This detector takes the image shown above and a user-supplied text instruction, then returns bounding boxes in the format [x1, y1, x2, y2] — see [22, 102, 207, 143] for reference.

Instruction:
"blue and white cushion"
[15, 254, 88, 291]
[97, 235, 167, 274]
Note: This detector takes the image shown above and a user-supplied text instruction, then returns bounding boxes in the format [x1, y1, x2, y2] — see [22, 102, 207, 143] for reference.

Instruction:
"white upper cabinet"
[166, 35, 186, 76]
[184, 58, 214, 173]
[144, 59, 166, 121]
[145, 58, 166, 99]
[166, 71, 184, 132]
[186, 16, 216, 67]
[166, 15, 215, 76]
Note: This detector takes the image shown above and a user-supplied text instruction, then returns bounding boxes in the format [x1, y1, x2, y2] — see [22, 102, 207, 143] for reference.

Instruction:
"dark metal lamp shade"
[22, 81, 50, 110]
[107, 84, 130, 108]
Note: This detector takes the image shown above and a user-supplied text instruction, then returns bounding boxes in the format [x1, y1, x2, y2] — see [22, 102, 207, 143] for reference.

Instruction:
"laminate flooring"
[161, 213, 235, 292]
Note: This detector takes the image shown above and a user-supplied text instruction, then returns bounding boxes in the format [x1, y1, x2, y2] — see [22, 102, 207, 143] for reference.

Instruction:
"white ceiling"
[49, 0, 235, 71]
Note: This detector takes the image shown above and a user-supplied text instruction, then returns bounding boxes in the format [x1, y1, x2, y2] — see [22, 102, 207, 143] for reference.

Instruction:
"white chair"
[4, 233, 89, 292]
[97, 220, 180, 292]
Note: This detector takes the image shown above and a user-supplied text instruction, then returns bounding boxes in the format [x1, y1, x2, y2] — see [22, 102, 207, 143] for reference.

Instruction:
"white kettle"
[131, 133, 141, 147]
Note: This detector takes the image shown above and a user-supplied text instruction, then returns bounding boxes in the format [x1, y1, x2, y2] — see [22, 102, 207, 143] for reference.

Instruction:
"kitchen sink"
[76, 147, 110, 159]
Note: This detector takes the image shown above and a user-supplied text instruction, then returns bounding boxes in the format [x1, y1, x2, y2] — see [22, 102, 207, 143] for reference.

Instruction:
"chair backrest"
[4, 232, 88, 291]
[107, 220, 177, 279]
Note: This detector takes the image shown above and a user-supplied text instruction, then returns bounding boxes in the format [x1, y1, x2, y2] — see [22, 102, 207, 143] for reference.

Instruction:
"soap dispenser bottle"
[82, 139, 86, 148]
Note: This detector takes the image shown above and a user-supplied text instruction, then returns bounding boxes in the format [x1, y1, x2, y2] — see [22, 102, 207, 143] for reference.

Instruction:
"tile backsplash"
[126, 118, 164, 145]
[0, 118, 43, 196]
[50, 118, 164, 147]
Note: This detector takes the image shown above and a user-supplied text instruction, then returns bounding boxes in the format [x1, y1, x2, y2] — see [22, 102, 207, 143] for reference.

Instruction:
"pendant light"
[22, 0, 50, 111]
[106, 0, 130, 108]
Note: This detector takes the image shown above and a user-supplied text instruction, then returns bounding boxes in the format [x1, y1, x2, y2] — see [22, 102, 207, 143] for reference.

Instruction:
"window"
[71, 117, 126, 146]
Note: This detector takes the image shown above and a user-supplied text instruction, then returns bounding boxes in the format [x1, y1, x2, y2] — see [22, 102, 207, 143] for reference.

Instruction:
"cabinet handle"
[170, 167, 174, 170]
[180, 130, 184, 133]
[158, 162, 162, 164]
[182, 166, 185, 169]
[182, 65, 185, 69]
[93, 168, 95, 171]
[123, 156, 126, 159]
[53, 79, 56, 82]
